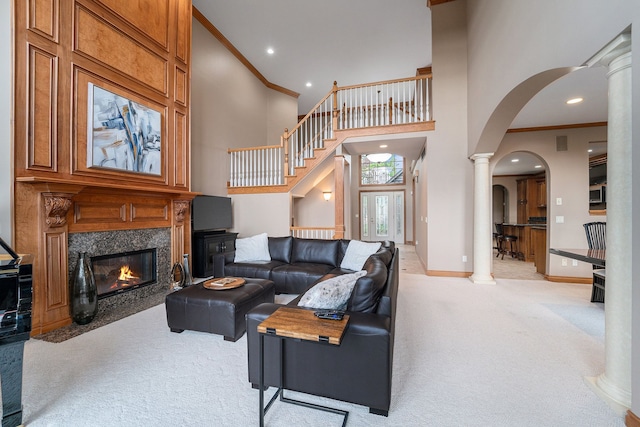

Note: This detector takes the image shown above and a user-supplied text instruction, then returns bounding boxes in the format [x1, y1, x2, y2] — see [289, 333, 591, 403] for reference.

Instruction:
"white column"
[585, 33, 632, 413]
[470, 153, 496, 285]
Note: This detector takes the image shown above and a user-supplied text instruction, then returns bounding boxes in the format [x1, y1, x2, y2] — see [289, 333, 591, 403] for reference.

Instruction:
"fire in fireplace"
[91, 249, 157, 298]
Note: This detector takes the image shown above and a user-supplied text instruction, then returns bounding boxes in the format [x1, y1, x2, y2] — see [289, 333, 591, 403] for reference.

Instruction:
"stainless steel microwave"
[589, 184, 606, 204]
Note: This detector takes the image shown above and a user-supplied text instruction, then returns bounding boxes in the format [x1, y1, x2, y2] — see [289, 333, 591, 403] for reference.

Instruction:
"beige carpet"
[20, 273, 621, 426]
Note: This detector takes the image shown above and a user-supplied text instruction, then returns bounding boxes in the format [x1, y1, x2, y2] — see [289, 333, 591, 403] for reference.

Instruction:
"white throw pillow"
[340, 240, 381, 271]
[298, 270, 367, 310]
[234, 233, 271, 262]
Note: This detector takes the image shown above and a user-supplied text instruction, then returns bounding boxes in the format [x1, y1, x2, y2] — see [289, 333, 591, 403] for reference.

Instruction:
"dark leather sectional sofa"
[213, 236, 399, 416]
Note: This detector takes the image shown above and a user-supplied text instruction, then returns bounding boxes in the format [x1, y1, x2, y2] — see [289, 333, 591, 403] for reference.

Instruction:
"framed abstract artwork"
[87, 83, 162, 175]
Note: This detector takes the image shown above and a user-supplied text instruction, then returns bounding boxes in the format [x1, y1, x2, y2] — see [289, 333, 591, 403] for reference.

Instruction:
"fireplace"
[63, 228, 171, 336]
[91, 249, 157, 299]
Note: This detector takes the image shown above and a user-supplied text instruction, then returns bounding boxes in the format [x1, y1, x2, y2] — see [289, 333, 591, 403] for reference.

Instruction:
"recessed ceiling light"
[380, 144, 388, 148]
[566, 97, 583, 104]
[305, 82, 312, 87]
[534, 165, 542, 169]
[266, 48, 274, 55]
[588, 149, 593, 153]
[511, 158, 519, 163]
[366, 153, 392, 163]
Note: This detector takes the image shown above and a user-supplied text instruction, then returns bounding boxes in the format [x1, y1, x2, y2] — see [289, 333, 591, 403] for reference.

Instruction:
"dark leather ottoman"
[165, 278, 275, 342]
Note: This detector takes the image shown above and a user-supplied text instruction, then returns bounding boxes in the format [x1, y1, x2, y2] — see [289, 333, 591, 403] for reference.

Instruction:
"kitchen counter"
[500, 224, 547, 265]
[502, 223, 547, 228]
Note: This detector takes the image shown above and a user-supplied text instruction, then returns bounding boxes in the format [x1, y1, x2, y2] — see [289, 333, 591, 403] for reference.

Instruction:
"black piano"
[0, 238, 32, 427]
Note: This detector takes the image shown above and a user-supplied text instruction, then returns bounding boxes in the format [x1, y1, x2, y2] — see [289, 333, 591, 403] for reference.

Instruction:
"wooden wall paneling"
[173, 223, 185, 265]
[97, 0, 169, 49]
[14, 183, 42, 332]
[28, 0, 60, 42]
[174, 66, 187, 106]
[174, 0, 191, 64]
[174, 110, 188, 187]
[28, 45, 58, 171]
[39, 191, 76, 333]
[131, 200, 170, 222]
[74, 5, 168, 95]
[43, 230, 70, 329]
[70, 190, 173, 231]
[73, 200, 128, 225]
[14, 0, 195, 335]
[172, 200, 191, 265]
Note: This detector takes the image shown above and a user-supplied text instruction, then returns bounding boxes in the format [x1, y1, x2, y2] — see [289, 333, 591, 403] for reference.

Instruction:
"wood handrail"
[228, 144, 282, 153]
[290, 226, 335, 231]
[287, 90, 334, 137]
[337, 75, 428, 91]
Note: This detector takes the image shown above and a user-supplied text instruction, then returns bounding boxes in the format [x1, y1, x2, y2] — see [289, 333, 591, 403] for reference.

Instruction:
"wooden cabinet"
[536, 179, 547, 208]
[517, 179, 528, 224]
[531, 227, 547, 275]
[192, 231, 238, 277]
[516, 176, 547, 223]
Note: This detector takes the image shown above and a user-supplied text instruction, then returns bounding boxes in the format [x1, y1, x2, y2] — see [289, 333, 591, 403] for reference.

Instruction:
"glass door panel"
[360, 191, 404, 243]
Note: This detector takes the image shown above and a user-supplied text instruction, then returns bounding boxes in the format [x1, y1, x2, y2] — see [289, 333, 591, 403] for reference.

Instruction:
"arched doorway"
[492, 151, 547, 280]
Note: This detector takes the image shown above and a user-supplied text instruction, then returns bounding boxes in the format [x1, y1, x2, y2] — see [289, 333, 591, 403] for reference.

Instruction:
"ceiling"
[192, 1, 608, 173]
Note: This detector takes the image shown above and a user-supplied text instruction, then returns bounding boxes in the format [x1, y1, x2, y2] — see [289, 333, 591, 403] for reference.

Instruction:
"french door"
[360, 191, 404, 244]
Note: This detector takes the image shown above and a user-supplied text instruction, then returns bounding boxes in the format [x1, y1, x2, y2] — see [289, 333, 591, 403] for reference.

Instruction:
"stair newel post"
[388, 97, 393, 125]
[282, 128, 289, 179]
[333, 154, 346, 240]
[332, 81, 339, 132]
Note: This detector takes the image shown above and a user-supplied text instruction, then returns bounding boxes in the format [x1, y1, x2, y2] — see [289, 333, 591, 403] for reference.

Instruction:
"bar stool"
[495, 223, 518, 260]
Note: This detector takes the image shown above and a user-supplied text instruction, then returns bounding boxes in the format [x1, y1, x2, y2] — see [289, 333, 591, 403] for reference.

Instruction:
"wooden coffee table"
[257, 307, 350, 426]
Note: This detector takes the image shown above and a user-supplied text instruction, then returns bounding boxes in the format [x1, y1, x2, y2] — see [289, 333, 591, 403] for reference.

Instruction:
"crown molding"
[192, 6, 299, 99]
[507, 121, 607, 134]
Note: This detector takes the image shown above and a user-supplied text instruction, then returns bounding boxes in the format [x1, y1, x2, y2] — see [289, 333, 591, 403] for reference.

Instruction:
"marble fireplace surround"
[37, 228, 172, 342]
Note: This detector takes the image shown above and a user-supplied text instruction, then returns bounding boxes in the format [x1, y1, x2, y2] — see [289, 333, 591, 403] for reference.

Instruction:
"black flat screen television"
[191, 195, 233, 232]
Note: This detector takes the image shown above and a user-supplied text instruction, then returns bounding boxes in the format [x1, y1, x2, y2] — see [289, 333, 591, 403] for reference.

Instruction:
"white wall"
[0, 2, 12, 244]
[425, 0, 474, 274]
[230, 193, 291, 238]
[293, 173, 335, 227]
[631, 6, 640, 416]
[190, 19, 298, 197]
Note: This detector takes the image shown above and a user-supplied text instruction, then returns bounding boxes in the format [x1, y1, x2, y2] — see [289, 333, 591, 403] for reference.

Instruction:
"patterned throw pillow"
[297, 270, 367, 310]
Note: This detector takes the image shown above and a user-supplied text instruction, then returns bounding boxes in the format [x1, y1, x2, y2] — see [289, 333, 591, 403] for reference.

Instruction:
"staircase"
[227, 75, 434, 194]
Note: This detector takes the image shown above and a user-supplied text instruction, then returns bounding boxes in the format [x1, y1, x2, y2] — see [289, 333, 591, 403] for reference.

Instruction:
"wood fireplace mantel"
[15, 179, 197, 335]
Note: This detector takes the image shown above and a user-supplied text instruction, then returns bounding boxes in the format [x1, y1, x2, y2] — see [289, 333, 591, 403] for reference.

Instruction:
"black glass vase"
[71, 252, 98, 325]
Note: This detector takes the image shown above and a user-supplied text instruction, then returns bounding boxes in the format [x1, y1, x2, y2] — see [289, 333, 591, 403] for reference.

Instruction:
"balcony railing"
[228, 75, 432, 189]
[290, 226, 335, 240]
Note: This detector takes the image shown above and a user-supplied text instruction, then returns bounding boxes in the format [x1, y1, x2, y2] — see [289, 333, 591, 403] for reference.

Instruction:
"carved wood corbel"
[43, 193, 73, 227]
[173, 200, 190, 224]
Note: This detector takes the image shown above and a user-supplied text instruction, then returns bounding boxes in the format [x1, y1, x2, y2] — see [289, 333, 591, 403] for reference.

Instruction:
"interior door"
[360, 191, 404, 243]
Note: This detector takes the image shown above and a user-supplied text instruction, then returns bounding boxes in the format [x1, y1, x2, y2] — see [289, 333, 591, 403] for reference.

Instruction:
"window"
[361, 154, 404, 185]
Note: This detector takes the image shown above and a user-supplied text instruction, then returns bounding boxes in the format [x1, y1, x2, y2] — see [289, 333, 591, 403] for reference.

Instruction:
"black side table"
[257, 307, 350, 427]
